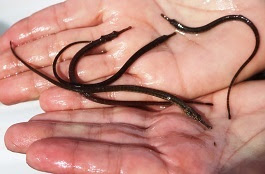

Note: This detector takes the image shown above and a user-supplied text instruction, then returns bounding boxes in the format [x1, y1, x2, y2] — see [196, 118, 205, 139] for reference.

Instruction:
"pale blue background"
[0, 0, 64, 173]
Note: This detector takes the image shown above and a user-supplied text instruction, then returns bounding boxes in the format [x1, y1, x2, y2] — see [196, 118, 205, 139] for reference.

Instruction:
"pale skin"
[1, 0, 265, 173]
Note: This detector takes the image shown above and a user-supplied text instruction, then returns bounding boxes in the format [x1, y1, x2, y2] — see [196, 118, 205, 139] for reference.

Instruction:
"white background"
[0, 0, 64, 173]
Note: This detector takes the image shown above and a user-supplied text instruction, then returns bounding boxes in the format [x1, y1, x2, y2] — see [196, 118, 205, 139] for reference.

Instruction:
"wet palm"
[0, 0, 264, 109]
[5, 81, 265, 173]
[1, 0, 265, 173]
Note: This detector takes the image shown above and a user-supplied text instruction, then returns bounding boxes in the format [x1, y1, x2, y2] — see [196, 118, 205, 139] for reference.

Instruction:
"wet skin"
[160, 13, 260, 120]
[0, 0, 265, 109]
[4, 80, 265, 173]
[1, 0, 265, 173]
[10, 30, 213, 129]
[10, 13, 259, 129]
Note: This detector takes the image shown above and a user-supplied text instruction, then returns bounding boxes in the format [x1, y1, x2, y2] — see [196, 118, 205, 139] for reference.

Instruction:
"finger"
[0, 25, 105, 79]
[0, 0, 103, 52]
[54, 53, 119, 83]
[0, 51, 115, 105]
[39, 84, 212, 113]
[38, 74, 168, 111]
[0, 66, 53, 105]
[1, 25, 160, 105]
[31, 107, 152, 128]
[5, 115, 149, 153]
[40, 87, 212, 133]
[0, 17, 136, 80]
[26, 138, 165, 174]
[0, 24, 133, 105]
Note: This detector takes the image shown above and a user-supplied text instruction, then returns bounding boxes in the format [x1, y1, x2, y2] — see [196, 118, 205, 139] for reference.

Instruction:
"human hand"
[5, 80, 265, 174]
[1, 0, 265, 110]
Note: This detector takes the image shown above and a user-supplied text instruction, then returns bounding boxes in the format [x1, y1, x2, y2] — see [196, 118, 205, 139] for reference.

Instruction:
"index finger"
[0, 0, 102, 52]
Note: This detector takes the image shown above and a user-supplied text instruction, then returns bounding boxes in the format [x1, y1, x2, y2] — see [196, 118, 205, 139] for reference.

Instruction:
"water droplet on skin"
[54, 160, 72, 169]
[77, 70, 85, 76]
[142, 72, 153, 83]
[31, 26, 51, 34]
[2, 65, 7, 71]
[1, 61, 17, 71]
[87, 164, 105, 173]
[28, 55, 45, 64]
[17, 61, 24, 67]
[3, 74, 11, 79]
[74, 165, 82, 170]
[18, 26, 51, 41]
[20, 86, 30, 93]
[55, 99, 68, 107]
[159, 105, 167, 110]
[18, 32, 31, 40]
[112, 42, 127, 61]
[63, 17, 74, 23]
[2, 61, 21, 78]
[49, 51, 58, 59]
[108, 11, 120, 25]
[47, 41, 67, 60]
[34, 78, 51, 89]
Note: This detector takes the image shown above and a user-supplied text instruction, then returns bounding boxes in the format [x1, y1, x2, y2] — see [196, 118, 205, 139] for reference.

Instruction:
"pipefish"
[52, 27, 212, 107]
[51, 27, 172, 108]
[10, 28, 212, 129]
[161, 14, 260, 119]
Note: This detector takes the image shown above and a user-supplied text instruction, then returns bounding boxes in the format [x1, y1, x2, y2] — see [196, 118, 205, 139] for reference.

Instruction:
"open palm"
[5, 81, 265, 174]
[1, 0, 265, 173]
[0, 0, 264, 110]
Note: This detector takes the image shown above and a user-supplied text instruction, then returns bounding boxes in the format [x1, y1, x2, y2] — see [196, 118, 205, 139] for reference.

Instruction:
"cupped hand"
[1, 0, 265, 110]
[5, 80, 265, 174]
